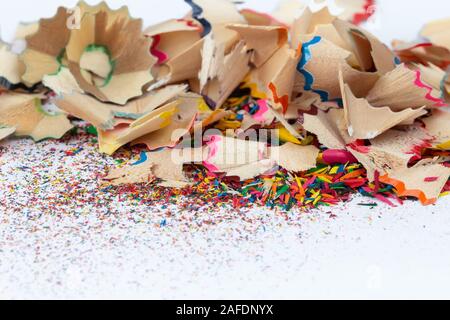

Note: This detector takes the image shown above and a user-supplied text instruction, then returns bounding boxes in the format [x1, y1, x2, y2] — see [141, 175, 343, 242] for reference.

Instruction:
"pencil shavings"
[65, 11, 155, 105]
[199, 38, 252, 109]
[333, 19, 396, 75]
[42, 66, 83, 96]
[291, 7, 350, 52]
[237, 110, 266, 133]
[0, 127, 16, 141]
[348, 126, 433, 180]
[392, 41, 450, 70]
[247, 45, 300, 113]
[270, 103, 304, 141]
[420, 18, 450, 52]
[3, 1, 450, 209]
[54, 92, 115, 130]
[340, 70, 427, 140]
[104, 149, 190, 187]
[394, 18, 450, 71]
[145, 19, 201, 64]
[113, 85, 188, 119]
[274, 126, 302, 145]
[296, 36, 379, 103]
[227, 24, 288, 68]
[98, 101, 179, 155]
[193, 108, 233, 133]
[104, 157, 156, 186]
[188, 0, 246, 27]
[0, 92, 73, 141]
[413, 64, 450, 99]
[142, 149, 190, 187]
[200, 138, 275, 181]
[203, 135, 267, 172]
[132, 93, 201, 151]
[22, 2, 155, 105]
[269, 143, 320, 172]
[145, 19, 203, 85]
[0, 41, 25, 89]
[379, 160, 450, 205]
[222, 160, 277, 181]
[366, 64, 447, 110]
[303, 108, 352, 150]
[55, 84, 188, 128]
[285, 91, 322, 119]
[422, 110, 450, 150]
[20, 1, 132, 86]
[21, 7, 71, 85]
[187, 0, 245, 50]
[201, 136, 319, 180]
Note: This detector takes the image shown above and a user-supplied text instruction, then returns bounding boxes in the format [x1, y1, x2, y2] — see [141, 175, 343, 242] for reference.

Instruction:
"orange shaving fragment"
[379, 175, 437, 206]
[268, 82, 289, 114]
[340, 169, 366, 181]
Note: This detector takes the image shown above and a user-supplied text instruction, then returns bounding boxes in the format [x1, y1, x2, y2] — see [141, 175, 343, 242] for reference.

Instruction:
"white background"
[1, 0, 450, 44]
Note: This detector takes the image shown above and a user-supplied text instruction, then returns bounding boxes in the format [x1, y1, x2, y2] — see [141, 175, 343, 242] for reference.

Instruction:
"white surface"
[1, 138, 450, 300]
[1, 0, 450, 300]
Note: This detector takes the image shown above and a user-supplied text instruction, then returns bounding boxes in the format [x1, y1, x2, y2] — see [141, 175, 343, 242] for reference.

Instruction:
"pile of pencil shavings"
[1, 0, 450, 210]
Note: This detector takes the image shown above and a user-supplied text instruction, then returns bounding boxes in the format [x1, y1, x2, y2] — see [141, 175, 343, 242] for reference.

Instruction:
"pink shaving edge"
[149, 19, 202, 65]
[414, 70, 447, 107]
[150, 35, 169, 65]
[347, 141, 371, 154]
[203, 135, 222, 172]
[399, 42, 433, 51]
[253, 100, 270, 123]
[352, 0, 376, 25]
